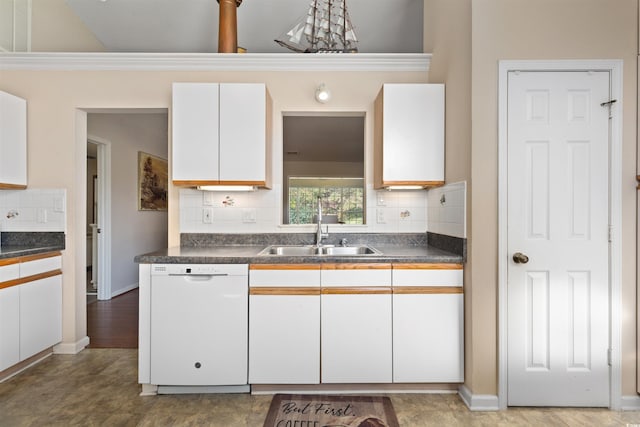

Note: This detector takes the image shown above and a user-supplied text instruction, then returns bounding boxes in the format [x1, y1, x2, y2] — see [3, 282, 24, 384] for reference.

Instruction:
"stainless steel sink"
[322, 246, 379, 255]
[257, 244, 381, 256]
[259, 245, 321, 256]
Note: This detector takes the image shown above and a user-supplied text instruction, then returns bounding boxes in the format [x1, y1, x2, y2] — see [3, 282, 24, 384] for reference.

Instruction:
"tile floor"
[1, 348, 639, 426]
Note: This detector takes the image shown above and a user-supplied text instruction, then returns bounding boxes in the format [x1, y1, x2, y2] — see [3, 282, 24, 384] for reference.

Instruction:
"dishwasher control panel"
[151, 264, 248, 276]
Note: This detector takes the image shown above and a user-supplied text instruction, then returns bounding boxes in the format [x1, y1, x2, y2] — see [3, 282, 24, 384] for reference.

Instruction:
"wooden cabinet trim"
[321, 287, 392, 295]
[250, 287, 320, 296]
[250, 264, 321, 270]
[0, 183, 27, 190]
[0, 251, 61, 267]
[0, 269, 62, 290]
[322, 263, 391, 270]
[393, 286, 463, 295]
[392, 263, 463, 270]
[173, 180, 267, 187]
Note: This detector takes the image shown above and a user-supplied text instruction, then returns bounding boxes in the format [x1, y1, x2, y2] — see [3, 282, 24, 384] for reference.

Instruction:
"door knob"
[512, 252, 529, 264]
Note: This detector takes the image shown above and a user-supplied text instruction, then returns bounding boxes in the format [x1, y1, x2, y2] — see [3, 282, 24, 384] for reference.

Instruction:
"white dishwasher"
[149, 264, 248, 392]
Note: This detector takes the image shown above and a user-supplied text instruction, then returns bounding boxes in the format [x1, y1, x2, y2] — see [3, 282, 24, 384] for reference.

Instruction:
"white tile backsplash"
[0, 189, 67, 232]
[178, 182, 467, 237]
[179, 184, 431, 233]
[427, 181, 467, 238]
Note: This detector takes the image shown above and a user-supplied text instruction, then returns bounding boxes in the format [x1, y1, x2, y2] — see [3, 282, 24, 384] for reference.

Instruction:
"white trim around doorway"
[497, 59, 623, 410]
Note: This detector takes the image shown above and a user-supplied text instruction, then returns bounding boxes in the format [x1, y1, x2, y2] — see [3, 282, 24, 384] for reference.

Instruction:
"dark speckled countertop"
[0, 232, 66, 260]
[134, 233, 465, 265]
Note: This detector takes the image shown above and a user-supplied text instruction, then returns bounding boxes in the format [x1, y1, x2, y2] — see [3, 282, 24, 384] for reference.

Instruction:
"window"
[288, 177, 364, 225]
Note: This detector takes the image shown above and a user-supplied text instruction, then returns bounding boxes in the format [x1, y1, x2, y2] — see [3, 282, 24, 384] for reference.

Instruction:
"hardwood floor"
[87, 288, 139, 348]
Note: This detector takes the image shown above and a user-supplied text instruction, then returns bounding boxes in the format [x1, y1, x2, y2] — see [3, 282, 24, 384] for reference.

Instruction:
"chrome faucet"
[315, 196, 329, 246]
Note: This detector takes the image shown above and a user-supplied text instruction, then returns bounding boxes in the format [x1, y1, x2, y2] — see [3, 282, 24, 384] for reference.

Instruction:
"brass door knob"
[512, 252, 529, 264]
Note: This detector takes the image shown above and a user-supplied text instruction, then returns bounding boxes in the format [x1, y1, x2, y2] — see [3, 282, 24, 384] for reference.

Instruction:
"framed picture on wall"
[138, 151, 168, 211]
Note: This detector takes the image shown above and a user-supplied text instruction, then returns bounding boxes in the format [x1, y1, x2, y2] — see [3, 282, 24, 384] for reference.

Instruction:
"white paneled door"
[507, 71, 610, 406]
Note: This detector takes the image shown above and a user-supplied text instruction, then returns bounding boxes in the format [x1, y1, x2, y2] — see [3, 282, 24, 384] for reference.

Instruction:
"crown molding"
[0, 52, 431, 72]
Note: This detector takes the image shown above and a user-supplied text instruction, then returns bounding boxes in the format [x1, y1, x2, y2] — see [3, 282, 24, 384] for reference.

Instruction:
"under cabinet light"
[386, 185, 425, 191]
[197, 185, 256, 192]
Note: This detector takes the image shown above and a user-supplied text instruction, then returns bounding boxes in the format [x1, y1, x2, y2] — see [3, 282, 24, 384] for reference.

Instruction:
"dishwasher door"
[150, 265, 248, 386]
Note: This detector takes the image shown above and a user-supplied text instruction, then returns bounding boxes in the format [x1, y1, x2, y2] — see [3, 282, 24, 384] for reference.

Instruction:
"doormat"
[263, 394, 400, 427]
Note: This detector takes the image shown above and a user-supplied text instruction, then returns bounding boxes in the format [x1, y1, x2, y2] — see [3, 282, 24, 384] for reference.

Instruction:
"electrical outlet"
[54, 197, 65, 212]
[376, 208, 386, 224]
[37, 208, 47, 223]
[202, 208, 213, 224]
[377, 193, 386, 206]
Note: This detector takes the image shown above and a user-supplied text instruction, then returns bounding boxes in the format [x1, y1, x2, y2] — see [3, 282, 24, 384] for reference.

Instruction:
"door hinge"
[607, 348, 613, 366]
[608, 225, 613, 242]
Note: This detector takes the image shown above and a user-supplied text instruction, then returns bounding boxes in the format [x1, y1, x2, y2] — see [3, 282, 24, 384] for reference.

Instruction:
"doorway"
[86, 136, 112, 301]
[498, 60, 623, 409]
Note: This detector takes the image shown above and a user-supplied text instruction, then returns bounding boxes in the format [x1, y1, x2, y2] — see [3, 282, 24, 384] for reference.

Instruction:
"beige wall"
[0, 69, 428, 350]
[467, 0, 638, 396]
[424, 0, 474, 392]
[31, 0, 105, 52]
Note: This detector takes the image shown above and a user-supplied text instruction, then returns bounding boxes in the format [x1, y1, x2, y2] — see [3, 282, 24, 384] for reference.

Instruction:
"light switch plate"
[376, 193, 386, 206]
[202, 192, 214, 206]
[376, 208, 386, 224]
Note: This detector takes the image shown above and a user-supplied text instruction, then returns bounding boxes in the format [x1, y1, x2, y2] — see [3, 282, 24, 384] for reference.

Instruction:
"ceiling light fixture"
[315, 83, 331, 103]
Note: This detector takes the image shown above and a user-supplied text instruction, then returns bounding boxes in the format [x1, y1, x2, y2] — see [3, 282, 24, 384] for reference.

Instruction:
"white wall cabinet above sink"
[374, 83, 444, 189]
[172, 83, 272, 188]
[0, 90, 27, 189]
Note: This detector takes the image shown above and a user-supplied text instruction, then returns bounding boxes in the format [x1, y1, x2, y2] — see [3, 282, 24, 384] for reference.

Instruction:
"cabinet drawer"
[20, 255, 62, 278]
[321, 264, 391, 287]
[249, 265, 320, 287]
[392, 264, 463, 287]
[0, 264, 20, 283]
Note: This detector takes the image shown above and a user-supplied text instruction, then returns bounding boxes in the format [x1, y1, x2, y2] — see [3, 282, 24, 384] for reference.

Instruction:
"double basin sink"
[258, 244, 381, 257]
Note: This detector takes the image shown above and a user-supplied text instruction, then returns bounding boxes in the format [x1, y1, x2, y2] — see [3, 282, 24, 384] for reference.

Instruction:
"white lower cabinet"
[392, 264, 464, 383]
[19, 275, 62, 360]
[0, 286, 20, 371]
[249, 265, 320, 384]
[150, 270, 248, 386]
[245, 262, 463, 386]
[320, 264, 392, 383]
[0, 253, 63, 374]
[321, 291, 392, 383]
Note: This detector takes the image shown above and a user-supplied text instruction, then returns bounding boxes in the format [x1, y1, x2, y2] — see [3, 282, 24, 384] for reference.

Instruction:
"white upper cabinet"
[172, 82, 271, 188]
[172, 83, 220, 183]
[374, 83, 444, 189]
[0, 90, 27, 189]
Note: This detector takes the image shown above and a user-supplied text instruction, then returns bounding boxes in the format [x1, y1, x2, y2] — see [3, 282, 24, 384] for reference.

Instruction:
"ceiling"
[64, 0, 423, 53]
[283, 115, 364, 163]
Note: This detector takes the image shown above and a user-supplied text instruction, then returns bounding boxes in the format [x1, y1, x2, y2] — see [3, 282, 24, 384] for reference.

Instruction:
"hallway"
[87, 289, 138, 348]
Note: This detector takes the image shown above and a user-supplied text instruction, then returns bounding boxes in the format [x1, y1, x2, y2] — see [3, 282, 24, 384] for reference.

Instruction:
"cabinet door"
[19, 275, 62, 360]
[150, 274, 248, 386]
[249, 292, 320, 384]
[219, 83, 267, 184]
[393, 292, 463, 382]
[0, 90, 27, 188]
[172, 83, 220, 183]
[321, 292, 392, 383]
[392, 264, 464, 383]
[380, 84, 444, 185]
[0, 286, 20, 371]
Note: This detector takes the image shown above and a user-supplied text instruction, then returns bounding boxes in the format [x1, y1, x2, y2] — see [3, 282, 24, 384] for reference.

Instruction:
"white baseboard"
[458, 385, 500, 411]
[112, 283, 138, 298]
[53, 336, 90, 354]
[140, 384, 158, 396]
[621, 395, 640, 411]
